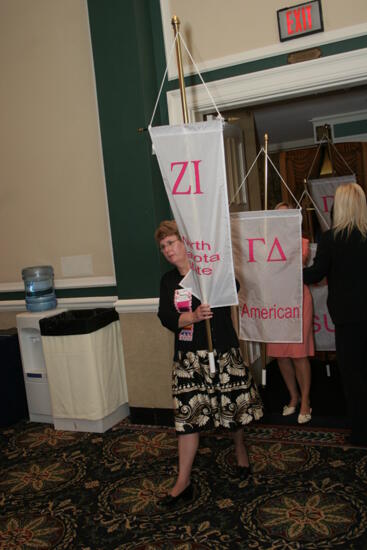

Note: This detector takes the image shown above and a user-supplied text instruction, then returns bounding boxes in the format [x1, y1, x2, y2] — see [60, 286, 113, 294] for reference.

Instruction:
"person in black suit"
[303, 182, 367, 446]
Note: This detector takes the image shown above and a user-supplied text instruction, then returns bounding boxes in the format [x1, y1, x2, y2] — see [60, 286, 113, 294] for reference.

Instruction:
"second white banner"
[231, 209, 303, 343]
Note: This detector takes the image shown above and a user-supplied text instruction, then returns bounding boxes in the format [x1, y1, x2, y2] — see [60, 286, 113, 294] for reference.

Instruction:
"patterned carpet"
[0, 420, 366, 549]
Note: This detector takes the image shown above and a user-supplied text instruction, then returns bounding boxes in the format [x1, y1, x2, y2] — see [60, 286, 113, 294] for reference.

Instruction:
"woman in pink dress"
[267, 202, 314, 424]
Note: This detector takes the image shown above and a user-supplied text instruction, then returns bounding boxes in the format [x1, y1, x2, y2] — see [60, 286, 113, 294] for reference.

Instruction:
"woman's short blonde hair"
[154, 220, 180, 244]
[333, 182, 367, 238]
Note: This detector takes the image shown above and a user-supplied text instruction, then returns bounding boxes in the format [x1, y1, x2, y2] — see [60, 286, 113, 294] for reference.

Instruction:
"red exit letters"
[277, 0, 323, 42]
[286, 6, 312, 36]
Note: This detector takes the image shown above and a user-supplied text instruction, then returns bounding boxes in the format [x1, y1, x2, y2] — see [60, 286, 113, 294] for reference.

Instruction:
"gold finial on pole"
[171, 15, 189, 123]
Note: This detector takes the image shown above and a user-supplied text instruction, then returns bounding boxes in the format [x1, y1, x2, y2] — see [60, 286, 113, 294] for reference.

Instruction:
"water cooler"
[16, 309, 66, 423]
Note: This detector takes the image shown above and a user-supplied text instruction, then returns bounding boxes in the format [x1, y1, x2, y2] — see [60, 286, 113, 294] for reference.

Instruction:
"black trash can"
[39, 308, 119, 336]
[0, 328, 29, 427]
[39, 308, 129, 432]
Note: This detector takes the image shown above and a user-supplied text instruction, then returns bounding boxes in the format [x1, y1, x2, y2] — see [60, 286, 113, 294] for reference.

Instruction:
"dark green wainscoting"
[87, 0, 171, 300]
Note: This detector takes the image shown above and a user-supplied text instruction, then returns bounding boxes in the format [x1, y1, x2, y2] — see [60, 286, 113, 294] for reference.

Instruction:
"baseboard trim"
[0, 296, 159, 313]
[0, 296, 118, 312]
[115, 298, 159, 313]
[0, 276, 116, 293]
[129, 407, 174, 428]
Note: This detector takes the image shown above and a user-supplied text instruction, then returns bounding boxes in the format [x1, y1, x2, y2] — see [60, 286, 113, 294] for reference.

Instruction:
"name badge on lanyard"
[174, 288, 194, 341]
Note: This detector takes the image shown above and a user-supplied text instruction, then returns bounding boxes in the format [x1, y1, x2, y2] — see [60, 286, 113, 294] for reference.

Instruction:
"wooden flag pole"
[262, 133, 269, 386]
[171, 16, 188, 124]
[171, 16, 215, 368]
[303, 178, 315, 244]
[264, 133, 269, 211]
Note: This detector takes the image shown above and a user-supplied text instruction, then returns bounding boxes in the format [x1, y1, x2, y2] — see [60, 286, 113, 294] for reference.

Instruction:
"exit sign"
[277, 0, 324, 42]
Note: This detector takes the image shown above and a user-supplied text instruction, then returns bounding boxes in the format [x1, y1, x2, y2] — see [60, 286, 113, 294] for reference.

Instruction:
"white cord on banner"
[149, 31, 223, 128]
[298, 189, 308, 218]
[305, 139, 324, 181]
[229, 148, 301, 209]
[149, 35, 179, 129]
[178, 32, 223, 120]
[298, 189, 307, 205]
[267, 154, 301, 208]
[300, 185, 331, 230]
[330, 142, 355, 174]
[229, 148, 264, 206]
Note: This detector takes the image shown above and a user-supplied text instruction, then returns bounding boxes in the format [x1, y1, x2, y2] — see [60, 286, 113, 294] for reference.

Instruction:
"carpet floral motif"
[0, 457, 85, 499]
[102, 431, 177, 471]
[217, 440, 320, 482]
[241, 478, 367, 548]
[2, 424, 89, 461]
[355, 453, 367, 485]
[0, 515, 64, 549]
[0, 502, 77, 550]
[0, 421, 366, 549]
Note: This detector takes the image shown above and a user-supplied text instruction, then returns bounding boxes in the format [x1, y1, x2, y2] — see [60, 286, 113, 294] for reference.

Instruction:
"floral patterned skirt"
[172, 347, 263, 434]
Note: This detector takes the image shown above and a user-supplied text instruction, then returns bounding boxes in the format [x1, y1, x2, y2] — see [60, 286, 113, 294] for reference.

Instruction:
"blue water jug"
[22, 266, 57, 312]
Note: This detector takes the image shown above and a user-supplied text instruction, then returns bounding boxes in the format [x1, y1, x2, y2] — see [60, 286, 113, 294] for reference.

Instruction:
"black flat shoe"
[237, 465, 251, 480]
[159, 484, 194, 508]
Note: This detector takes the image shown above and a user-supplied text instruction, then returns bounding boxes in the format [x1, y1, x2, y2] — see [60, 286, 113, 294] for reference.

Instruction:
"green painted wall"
[334, 120, 367, 139]
[87, 0, 171, 299]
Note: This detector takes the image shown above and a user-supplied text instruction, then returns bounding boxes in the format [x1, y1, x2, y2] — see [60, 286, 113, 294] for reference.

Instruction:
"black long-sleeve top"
[303, 228, 367, 324]
[158, 268, 239, 359]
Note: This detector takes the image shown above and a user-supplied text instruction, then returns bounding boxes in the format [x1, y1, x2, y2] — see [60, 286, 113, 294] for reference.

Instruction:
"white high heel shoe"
[298, 408, 312, 424]
[282, 404, 297, 416]
[282, 399, 300, 416]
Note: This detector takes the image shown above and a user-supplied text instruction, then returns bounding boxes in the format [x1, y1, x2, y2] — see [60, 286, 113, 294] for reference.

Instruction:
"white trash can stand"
[40, 308, 129, 432]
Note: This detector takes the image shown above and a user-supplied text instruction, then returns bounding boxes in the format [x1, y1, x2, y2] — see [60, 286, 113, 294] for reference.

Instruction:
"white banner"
[231, 209, 303, 343]
[149, 120, 238, 307]
[308, 243, 336, 351]
[308, 174, 356, 231]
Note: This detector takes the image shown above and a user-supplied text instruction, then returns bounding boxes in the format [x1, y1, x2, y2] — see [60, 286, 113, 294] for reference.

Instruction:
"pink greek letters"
[247, 237, 287, 262]
[321, 195, 334, 213]
[171, 160, 203, 195]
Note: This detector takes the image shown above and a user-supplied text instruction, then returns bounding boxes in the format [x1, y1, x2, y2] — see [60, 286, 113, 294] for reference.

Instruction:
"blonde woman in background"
[304, 183, 367, 446]
[267, 202, 314, 424]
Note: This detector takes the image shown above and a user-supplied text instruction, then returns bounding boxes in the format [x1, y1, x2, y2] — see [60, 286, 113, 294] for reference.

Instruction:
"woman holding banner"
[303, 183, 367, 446]
[155, 220, 263, 507]
[267, 202, 314, 424]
